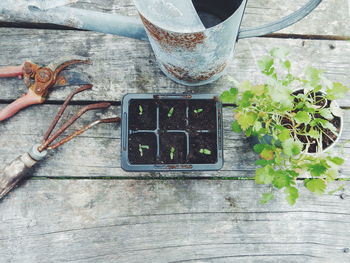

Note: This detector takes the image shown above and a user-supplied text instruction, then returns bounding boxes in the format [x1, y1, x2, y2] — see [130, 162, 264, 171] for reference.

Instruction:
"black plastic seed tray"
[121, 93, 223, 171]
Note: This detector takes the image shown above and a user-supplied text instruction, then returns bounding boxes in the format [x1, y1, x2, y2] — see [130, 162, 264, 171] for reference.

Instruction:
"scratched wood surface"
[0, 0, 350, 262]
[0, 0, 349, 36]
[0, 29, 349, 106]
[1, 179, 350, 262]
[0, 106, 348, 179]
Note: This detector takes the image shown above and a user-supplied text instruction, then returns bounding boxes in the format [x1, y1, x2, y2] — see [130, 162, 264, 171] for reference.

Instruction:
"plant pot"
[251, 88, 343, 154]
[121, 93, 223, 171]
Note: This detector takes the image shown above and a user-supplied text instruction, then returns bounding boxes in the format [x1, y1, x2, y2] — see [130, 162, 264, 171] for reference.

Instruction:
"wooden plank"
[0, 105, 349, 178]
[0, 28, 349, 106]
[0, 0, 349, 36]
[0, 179, 349, 262]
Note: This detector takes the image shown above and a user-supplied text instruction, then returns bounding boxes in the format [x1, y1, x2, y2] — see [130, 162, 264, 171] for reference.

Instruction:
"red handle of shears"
[0, 64, 24, 78]
[0, 90, 42, 121]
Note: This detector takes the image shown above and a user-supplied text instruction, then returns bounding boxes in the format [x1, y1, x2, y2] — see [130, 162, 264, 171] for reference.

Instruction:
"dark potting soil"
[159, 100, 187, 130]
[286, 90, 342, 153]
[159, 132, 187, 164]
[129, 99, 157, 130]
[188, 100, 217, 130]
[188, 133, 217, 164]
[128, 133, 157, 164]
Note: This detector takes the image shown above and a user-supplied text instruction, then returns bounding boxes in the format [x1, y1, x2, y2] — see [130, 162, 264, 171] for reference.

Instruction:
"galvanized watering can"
[16, 0, 322, 86]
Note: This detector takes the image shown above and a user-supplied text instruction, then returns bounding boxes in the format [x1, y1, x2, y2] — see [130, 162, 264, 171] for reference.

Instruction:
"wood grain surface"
[0, 1, 349, 262]
[0, 105, 348, 178]
[1, 0, 349, 36]
[0, 179, 349, 263]
[0, 28, 349, 105]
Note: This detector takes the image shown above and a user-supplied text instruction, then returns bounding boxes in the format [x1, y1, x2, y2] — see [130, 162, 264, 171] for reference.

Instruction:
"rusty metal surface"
[42, 84, 93, 143]
[139, 0, 246, 86]
[39, 102, 111, 151]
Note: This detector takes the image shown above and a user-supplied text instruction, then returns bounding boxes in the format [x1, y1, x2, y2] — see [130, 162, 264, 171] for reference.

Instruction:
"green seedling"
[138, 105, 143, 115]
[170, 147, 175, 160]
[220, 47, 349, 205]
[167, 107, 174, 118]
[199, 148, 211, 155]
[194, 108, 203, 114]
[138, 144, 149, 157]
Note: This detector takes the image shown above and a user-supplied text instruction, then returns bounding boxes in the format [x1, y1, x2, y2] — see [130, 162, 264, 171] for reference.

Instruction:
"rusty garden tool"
[0, 58, 91, 121]
[0, 84, 120, 200]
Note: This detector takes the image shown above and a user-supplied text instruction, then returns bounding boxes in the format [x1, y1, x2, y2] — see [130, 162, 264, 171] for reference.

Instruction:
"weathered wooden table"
[0, 0, 349, 262]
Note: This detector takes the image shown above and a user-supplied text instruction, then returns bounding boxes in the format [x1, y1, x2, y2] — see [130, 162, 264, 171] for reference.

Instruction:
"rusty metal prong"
[52, 59, 92, 80]
[39, 102, 111, 152]
[42, 84, 93, 143]
[47, 117, 121, 150]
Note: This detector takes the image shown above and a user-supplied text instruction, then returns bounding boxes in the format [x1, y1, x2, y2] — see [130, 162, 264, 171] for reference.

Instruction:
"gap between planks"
[0, 22, 348, 41]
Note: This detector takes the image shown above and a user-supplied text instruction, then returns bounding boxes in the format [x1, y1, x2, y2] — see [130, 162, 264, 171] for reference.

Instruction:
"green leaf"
[270, 47, 289, 59]
[260, 192, 274, 204]
[282, 138, 303, 156]
[255, 159, 274, 166]
[295, 111, 311, 124]
[258, 56, 274, 75]
[308, 128, 320, 139]
[319, 108, 333, 120]
[241, 91, 254, 107]
[328, 157, 344, 166]
[253, 144, 265, 154]
[285, 186, 299, 205]
[260, 149, 274, 160]
[220, 88, 238, 103]
[326, 82, 349, 100]
[255, 166, 274, 184]
[251, 85, 265, 96]
[237, 111, 257, 130]
[305, 66, 323, 85]
[231, 120, 243, 133]
[273, 171, 291, 189]
[308, 163, 327, 177]
[278, 128, 291, 142]
[304, 178, 326, 195]
[283, 60, 291, 70]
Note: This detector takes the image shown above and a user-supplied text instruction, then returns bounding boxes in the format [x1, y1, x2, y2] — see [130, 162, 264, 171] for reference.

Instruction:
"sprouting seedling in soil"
[138, 144, 149, 156]
[138, 105, 143, 115]
[199, 148, 211, 155]
[167, 107, 174, 118]
[170, 147, 175, 160]
[194, 108, 203, 114]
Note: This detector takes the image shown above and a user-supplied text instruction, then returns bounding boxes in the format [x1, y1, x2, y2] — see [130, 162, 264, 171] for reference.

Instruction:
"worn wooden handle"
[0, 153, 37, 200]
[0, 64, 24, 78]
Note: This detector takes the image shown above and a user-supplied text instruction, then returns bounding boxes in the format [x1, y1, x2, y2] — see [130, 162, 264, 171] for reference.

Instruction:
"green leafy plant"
[138, 105, 143, 115]
[221, 48, 349, 205]
[199, 148, 211, 155]
[170, 146, 175, 160]
[168, 107, 174, 117]
[194, 108, 203, 114]
[138, 144, 149, 156]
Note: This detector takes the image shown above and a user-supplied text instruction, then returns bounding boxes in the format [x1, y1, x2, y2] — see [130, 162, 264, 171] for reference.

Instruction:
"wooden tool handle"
[0, 153, 37, 200]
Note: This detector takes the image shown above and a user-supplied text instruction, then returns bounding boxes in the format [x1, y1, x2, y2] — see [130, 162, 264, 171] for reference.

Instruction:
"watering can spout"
[24, 0, 205, 40]
[27, 6, 149, 40]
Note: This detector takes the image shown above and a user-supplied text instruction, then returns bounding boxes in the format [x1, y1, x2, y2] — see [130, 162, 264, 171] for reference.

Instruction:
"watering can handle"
[238, 0, 322, 39]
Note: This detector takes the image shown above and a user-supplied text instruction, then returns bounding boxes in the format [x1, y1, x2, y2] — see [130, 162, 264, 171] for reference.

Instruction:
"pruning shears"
[0, 58, 91, 121]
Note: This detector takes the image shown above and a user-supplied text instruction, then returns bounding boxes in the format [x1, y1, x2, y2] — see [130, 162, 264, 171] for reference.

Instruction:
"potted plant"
[221, 48, 348, 205]
[121, 94, 223, 171]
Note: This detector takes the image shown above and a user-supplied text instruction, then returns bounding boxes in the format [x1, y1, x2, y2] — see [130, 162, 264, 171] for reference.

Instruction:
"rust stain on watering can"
[163, 62, 227, 82]
[140, 14, 206, 50]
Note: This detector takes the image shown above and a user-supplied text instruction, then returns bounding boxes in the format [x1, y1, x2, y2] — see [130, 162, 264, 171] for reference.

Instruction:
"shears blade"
[55, 71, 91, 87]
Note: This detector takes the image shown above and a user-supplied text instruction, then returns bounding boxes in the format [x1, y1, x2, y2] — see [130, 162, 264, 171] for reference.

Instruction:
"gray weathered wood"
[0, 0, 349, 36]
[0, 105, 348, 178]
[0, 179, 349, 263]
[0, 28, 349, 106]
